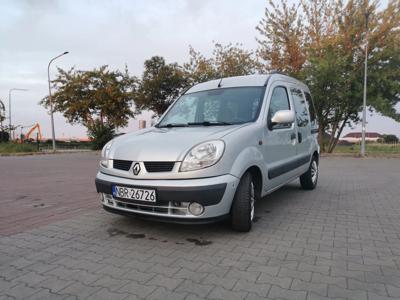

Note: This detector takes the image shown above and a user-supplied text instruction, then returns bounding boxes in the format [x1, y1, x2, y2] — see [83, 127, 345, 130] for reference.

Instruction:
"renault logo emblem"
[132, 162, 141, 175]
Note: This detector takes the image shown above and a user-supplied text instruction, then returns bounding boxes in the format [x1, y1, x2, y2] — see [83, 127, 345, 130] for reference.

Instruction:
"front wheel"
[300, 156, 319, 190]
[231, 172, 255, 232]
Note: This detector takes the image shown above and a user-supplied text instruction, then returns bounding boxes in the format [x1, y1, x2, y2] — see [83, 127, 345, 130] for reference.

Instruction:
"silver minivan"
[95, 73, 319, 231]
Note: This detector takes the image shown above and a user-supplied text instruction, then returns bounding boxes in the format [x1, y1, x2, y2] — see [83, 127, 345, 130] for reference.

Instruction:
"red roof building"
[341, 132, 382, 143]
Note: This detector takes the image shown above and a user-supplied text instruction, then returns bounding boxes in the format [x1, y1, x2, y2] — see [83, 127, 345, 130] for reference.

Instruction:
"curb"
[0, 150, 98, 157]
[321, 153, 400, 159]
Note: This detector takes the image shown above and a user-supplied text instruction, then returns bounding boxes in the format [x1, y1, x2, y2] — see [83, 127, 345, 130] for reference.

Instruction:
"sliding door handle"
[298, 132, 302, 143]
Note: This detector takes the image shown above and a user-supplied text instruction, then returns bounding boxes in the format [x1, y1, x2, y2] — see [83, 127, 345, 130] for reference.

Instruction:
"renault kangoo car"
[95, 73, 319, 231]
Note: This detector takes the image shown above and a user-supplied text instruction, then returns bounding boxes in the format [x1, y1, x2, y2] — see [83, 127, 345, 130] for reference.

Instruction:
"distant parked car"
[95, 73, 320, 231]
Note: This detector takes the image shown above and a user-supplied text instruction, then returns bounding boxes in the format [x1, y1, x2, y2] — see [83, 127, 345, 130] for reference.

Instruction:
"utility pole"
[47, 51, 69, 151]
[360, 10, 369, 157]
[8, 88, 28, 140]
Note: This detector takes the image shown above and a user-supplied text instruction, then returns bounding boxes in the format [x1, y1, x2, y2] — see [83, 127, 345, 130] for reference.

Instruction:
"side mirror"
[269, 110, 295, 129]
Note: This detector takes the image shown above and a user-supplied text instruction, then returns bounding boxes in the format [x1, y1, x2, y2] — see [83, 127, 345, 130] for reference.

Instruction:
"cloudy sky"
[1, 0, 399, 139]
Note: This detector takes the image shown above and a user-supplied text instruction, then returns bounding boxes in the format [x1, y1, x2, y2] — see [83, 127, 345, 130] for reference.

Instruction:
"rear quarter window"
[290, 88, 309, 127]
[304, 91, 317, 128]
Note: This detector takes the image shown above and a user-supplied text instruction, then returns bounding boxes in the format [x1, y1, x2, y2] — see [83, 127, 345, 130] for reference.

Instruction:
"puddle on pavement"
[186, 238, 212, 246]
[126, 233, 146, 239]
[106, 228, 211, 246]
[107, 228, 127, 237]
[107, 228, 146, 239]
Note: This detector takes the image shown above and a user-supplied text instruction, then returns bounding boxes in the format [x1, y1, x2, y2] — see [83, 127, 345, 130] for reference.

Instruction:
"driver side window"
[268, 86, 291, 129]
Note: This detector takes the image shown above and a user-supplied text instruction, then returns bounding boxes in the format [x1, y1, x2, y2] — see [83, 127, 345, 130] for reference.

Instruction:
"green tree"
[257, 0, 400, 152]
[87, 119, 115, 150]
[134, 45, 258, 117]
[185, 42, 258, 84]
[135, 56, 188, 116]
[40, 65, 137, 147]
[256, 1, 305, 76]
[134, 56, 189, 117]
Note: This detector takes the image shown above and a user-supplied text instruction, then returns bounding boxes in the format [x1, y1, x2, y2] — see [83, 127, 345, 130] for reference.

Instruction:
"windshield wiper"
[158, 121, 234, 128]
[187, 121, 233, 126]
[158, 123, 188, 128]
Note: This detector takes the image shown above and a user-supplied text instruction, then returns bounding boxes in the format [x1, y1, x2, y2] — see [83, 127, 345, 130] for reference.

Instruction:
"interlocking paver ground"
[1, 153, 400, 299]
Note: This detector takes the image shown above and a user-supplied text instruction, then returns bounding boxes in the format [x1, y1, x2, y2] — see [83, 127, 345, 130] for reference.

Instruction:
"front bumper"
[95, 171, 240, 220]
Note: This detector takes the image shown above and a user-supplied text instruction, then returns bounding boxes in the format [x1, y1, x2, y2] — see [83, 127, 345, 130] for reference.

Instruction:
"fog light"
[188, 202, 204, 216]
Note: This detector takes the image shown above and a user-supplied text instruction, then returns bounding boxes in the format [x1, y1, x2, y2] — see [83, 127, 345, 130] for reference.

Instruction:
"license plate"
[112, 185, 156, 202]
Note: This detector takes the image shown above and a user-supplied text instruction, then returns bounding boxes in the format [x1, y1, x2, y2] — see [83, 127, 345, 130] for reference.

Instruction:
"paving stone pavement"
[1, 154, 400, 299]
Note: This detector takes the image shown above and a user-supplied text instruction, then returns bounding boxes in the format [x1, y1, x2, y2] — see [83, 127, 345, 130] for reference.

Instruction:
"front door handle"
[290, 133, 296, 140]
[298, 132, 302, 143]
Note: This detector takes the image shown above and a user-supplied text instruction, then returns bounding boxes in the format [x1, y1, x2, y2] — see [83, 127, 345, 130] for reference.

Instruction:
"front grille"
[117, 201, 169, 214]
[144, 161, 175, 172]
[113, 159, 132, 171]
[102, 194, 190, 216]
[115, 199, 189, 216]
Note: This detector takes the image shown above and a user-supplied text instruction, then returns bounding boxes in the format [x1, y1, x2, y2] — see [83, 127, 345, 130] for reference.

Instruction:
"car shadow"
[104, 181, 305, 243]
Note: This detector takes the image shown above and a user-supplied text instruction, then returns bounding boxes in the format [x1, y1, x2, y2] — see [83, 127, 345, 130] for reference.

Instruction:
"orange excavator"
[24, 123, 43, 142]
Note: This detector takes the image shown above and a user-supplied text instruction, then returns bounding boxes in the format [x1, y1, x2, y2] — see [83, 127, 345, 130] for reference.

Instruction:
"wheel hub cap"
[311, 161, 318, 184]
[250, 182, 255, 221]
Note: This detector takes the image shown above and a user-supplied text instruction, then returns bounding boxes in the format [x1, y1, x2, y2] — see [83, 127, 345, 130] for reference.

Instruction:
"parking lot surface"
[1, 153, 400, 299]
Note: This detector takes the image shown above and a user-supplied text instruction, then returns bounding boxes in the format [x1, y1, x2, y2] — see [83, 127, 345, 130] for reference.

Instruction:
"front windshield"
[157, 87, 266, 127]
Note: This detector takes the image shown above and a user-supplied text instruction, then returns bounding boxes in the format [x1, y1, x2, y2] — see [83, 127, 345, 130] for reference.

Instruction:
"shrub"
[0, 131, 9, 142]
[0, 143, 38, 153]
[87, 120, 115, 150]
[382, 134, 399, 144]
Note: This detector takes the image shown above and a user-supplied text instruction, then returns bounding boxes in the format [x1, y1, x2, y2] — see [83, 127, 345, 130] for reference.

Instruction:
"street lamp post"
[360, 11, 369, 157]
[47, 51, 69, 151]
[0, 99, 5, 130]
[8, 88, 28, 140]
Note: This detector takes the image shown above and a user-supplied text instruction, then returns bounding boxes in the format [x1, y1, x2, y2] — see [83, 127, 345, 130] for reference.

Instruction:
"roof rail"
[263, 76, 270, 87]
[181, 85, 192, 95]
[269, 70, 289, 76]
[264, 71, 287, 86]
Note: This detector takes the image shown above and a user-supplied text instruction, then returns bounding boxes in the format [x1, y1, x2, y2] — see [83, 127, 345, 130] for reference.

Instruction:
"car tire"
[231, 172, 255, 232]
[300, 155, 319, 190]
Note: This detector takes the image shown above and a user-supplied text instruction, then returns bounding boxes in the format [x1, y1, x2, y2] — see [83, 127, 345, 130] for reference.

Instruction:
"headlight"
[100, 140, 113, 168]
[180, 140, 224, 172]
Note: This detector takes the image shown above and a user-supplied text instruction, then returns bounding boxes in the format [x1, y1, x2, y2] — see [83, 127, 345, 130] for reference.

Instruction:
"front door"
[262, 83, 297, 191]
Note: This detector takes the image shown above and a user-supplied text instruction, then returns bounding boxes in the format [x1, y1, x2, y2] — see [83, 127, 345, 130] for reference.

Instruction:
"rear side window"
[304, 92, 317, 127]
[290, 88, 309, 127]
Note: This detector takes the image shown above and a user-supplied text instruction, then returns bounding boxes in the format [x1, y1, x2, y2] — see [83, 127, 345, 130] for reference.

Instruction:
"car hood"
[111, 124, 246, 161]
